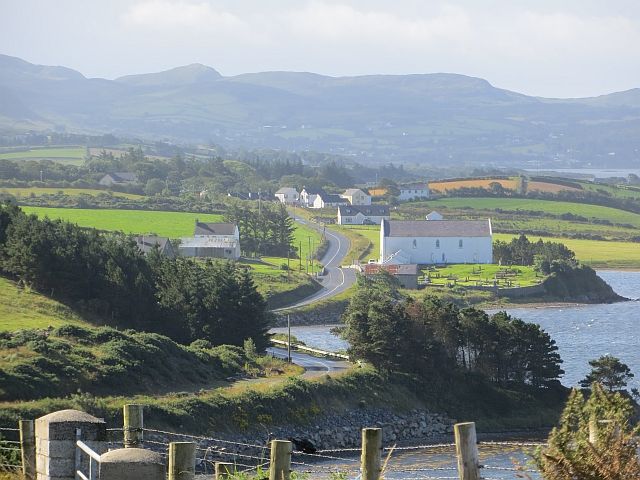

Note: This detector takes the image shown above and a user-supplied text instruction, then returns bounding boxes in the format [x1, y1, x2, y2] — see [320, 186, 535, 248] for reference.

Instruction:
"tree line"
[0, 203, 270, 348]
[223, 200, 295, 257]
[493, 234, 576, 273]
[342, 274, 563, 389]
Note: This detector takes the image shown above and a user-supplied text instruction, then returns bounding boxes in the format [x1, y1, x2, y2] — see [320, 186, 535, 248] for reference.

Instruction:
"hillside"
[1, 54, 640, 166]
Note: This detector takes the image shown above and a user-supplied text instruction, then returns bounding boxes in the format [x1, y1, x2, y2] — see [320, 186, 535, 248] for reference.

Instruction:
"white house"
[340, 188, 371, 206]
[398, 182, 430, 201]
[426, 211, 444, 221]
[99, 172, 139, 186]
[179, 222, 241, 259]
[337, 205, 390, 225]
[275, 187, 299, 205]
[311, 192, 348, 209]
[300, 187, 324, 207]
[379, 218, 492, 265]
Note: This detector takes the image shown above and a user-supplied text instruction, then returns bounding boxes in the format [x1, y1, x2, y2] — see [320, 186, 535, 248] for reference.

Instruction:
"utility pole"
[299, 241, 302, 271]
[287, 314, 291, 364]
[308, 236, 311, 274]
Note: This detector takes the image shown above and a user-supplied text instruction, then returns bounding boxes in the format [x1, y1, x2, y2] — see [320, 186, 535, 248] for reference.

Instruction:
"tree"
[580, 355, 634, 392]
[144, 178, 165, 196]
[535, 384, 640, 479]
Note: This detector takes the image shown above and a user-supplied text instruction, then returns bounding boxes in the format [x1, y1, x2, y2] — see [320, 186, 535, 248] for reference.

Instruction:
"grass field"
[1, 187, 143, 199]
[422, 264, 541, 287]
[335, 225, 380, 262]
[494, 234, 640, 269]
[0, 277, 88, 332]
[429, 178, 518, 192]
[0, 147, 86, 164]
[21, 207, 223, 237]
[413, 197, 640, 228]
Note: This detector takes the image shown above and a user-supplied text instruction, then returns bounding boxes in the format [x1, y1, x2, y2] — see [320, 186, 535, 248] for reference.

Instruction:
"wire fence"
[0, 426, 22, 472]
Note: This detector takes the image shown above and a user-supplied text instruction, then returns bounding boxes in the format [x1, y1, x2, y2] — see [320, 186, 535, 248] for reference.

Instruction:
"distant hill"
[1, 54, 639, 166]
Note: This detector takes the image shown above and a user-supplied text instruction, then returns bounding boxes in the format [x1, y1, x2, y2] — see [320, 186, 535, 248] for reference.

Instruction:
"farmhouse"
[135, 235, 175, 258]
[311, 192, 348, 209]
[380, 218, 492, 265]
[275, 187, 299, 205]
[340, 188, 371, 206]
[337, 205, 390, 225]
[300, 187, 324, 207]
[179, 222, 241, 259]
[398, 182, 430, 201]
[99, 172, 139, 186]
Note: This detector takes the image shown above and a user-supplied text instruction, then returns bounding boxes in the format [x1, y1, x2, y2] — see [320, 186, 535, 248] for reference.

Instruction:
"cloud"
[122, 1, 247, 31]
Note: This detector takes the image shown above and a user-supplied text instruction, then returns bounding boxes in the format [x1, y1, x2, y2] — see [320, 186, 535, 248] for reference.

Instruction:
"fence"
[0, 405, 547, 479]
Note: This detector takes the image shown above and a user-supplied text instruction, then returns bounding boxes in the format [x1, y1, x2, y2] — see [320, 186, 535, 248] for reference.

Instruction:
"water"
[275, 270, 640, 390]
[524, 167, 640, 179]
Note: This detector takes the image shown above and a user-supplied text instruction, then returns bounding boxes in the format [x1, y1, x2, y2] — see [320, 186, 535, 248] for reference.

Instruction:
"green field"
[0, 277, 88, 332]
[422, 264, 541, 288]
[1, 187, 143, 199]
[494, 234, 640, 269]
[335, 225, 380, 261]
[0, 146, 86, 164]
[21, 207, 223, 237]
[414, 197, 640, 228]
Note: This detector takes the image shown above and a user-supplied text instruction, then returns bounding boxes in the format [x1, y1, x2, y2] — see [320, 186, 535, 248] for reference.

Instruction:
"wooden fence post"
[454, 422, 480, 480]
[215, 462, 234, 479]
[168, 441, 196, 480]
[19, 419, 35, 480]
[361, 427, 382, 480]
[269, 440, 292, 480]
[123, 404, 144, 448]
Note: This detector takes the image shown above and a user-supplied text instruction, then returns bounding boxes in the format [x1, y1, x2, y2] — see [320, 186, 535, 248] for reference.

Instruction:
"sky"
[2, 0, 640, 98]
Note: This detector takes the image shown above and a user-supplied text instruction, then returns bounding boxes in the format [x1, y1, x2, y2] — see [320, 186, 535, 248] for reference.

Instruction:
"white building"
[426, 211, 443, 221]
[275, 187, 299, 205]
[311, 192, 348, 209]
[179, 222, 241, 259]
[337, 205, 390, 225]
[380, 218, 492, 265]
[300, 187, 323, 207]
[340, 188, 371, 206]
[398, 182, 430, 201]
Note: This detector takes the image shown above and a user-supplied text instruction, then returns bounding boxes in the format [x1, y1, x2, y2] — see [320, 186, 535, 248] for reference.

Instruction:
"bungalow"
[311, 192, 348, 209]
[135, 235, 175, 258]
[337, 205, 390, 225]
[340, 188, 371, 206]
[362, 263, 420, 289]
[179, 222, 241, 259]
[398, 182, 430, 201]
[380, 218, 492, 265]
[99, 172, 140, 186]
[275, 187, 299, 205]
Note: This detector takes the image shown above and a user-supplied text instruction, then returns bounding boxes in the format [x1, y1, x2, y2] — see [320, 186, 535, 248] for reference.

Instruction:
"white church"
[379, 213, 493, 265]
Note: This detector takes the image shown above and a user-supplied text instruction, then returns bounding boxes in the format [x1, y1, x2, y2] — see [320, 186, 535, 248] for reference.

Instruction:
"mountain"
[1, 53, 639, 166]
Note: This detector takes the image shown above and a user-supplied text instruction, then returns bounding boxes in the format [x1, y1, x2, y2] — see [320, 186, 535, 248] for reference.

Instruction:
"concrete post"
[215, 462, 234, 479]
[123, 404, 144, 448]
[35, 409, 106, 480]
[19, 419, 36, 480]
[269, 440, 292, 480]
[168, 442, 196, 480]
[361, 428, 382, 480]
[454, 422, 480, 480]
[99, 448, 164, 480]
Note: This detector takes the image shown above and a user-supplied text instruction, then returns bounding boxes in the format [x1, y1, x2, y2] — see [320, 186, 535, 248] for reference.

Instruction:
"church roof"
[382, 219, 491, 238]
[194, 222, 237, 236]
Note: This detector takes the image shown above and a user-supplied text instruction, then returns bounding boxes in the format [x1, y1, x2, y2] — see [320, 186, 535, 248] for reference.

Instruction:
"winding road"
[272, 214, 357, 311]
[267, 347, 351, 378]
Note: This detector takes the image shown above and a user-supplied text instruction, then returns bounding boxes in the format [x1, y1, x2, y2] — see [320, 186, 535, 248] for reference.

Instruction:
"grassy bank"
[1, 187, 144, 199]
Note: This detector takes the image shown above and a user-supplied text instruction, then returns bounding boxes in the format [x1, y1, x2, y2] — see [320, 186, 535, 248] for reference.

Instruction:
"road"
[273, 214, 357, 311]
[267, 347, 351, 378]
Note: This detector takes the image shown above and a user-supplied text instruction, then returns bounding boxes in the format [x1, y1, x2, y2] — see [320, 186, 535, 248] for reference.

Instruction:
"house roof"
[342, 188, 367, 196]
[322, 194, 346, 203]
[363, 263, 419, 276]
[135, 235, 172, 254]
[106, 172, 138, 182]
[426, 211, 443, 220]
[276, 187, 298, 194]
[302, 187, 327, 196]
[382, 219, 491, 238]
[339, 205, 390, 216]
[400, 182, 429, 190]
[194, 222, 237, 236]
